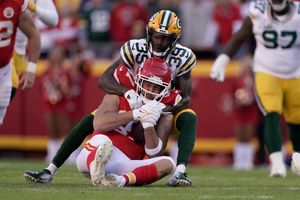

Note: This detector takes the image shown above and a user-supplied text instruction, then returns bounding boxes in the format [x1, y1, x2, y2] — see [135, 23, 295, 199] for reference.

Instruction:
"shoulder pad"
[248, 1, 266, 17]
[177, 49, 196, 77]
[161, 90, 182, 106]
[120, 39, 148, 69]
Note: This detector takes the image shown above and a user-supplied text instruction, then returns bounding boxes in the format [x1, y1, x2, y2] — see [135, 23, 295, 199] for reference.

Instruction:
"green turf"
[0, 159, 299, 200]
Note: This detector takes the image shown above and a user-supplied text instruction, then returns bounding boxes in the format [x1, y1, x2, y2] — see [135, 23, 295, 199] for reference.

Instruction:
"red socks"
[123, 164, 158, 186]
[86, 148, 97, 171]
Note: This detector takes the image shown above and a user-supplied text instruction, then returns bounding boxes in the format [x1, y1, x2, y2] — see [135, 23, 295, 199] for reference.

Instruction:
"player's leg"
[233, 122, 255, 170]
[283, 77, 300, 175]
[77, 134, 113, 185]
[168, 108, 196, 186]
[103, 154, 175, 187]
[255, 72, 285, 177]
[24, 113, 95, 183]
[0, 63, 13, 126]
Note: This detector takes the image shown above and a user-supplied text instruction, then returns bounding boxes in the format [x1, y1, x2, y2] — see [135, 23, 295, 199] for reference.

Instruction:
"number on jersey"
[262, 30, 297, 49]
[0, 21, 13, 48]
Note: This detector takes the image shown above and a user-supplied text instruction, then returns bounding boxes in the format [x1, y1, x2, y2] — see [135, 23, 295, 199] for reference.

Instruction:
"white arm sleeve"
[35, 0, 59, 27]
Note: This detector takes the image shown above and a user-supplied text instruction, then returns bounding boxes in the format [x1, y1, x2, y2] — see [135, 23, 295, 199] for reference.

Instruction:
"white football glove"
[133, 101, 165, 128]
[210, 54, 230, 82]
[124, 89, 143, 109]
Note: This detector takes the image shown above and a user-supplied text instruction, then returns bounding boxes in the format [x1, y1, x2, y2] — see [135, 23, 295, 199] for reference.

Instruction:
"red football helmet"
[135, 58, 172, 102]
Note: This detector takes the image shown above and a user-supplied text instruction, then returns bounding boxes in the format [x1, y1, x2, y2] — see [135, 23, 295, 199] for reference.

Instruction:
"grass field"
[1, 159, 299, 200]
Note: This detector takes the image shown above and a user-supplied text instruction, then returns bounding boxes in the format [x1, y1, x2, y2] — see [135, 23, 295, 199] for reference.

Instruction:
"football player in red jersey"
[24, 10, 195, 187]
[76, 58, 178, 187]
[0, 0, 41, 125]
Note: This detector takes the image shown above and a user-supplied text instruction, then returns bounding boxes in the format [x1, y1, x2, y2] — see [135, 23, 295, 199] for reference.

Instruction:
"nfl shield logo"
[3, 7, 14, 19]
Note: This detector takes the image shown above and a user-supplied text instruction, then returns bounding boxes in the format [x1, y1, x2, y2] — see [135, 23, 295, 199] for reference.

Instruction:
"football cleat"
[269, 163, 286, 178]
[24, 169, 53, 183]
[99, 174, 123, 187]
[291, 152, 300, 176]
[90, 138, 113, 186]
[168, 172, 192, 187]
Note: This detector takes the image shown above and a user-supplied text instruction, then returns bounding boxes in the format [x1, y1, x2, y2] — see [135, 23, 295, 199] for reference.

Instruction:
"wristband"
[145, 138, 163, 156]
[26, 62, 37, 73]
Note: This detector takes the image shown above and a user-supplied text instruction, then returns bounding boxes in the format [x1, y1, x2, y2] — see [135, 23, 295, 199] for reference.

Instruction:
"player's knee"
[159, 156, 176, 175]
[175, 109, 197, 132]
[175, 109, 197, 124]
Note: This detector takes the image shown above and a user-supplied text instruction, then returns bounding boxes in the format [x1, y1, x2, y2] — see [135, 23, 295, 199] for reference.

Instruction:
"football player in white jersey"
[210, 0, 300, 177]
[24, 10, 197, 187]
[11, 0, 58, 98]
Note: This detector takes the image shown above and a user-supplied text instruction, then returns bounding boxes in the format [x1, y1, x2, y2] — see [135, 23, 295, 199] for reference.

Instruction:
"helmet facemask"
[134, 58, 172, 103]
[135, 74, 171, 103]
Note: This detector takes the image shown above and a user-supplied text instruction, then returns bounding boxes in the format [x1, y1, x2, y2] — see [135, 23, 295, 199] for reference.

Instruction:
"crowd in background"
[39, 0, 254, 60]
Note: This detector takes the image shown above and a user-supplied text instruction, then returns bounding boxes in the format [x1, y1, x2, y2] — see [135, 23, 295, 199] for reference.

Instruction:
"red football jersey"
[0, 0, 27, 67]
[92, 63, 181, 158]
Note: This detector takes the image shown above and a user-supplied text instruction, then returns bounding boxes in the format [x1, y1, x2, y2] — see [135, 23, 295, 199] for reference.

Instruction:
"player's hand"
[28, 0, 37, 13]
[124, 89, 143, 109]
[133, 101, 165, 128]
[20, 72, 35, 90]
[210, 54, 230, 82]
[140, 101, 165, 128]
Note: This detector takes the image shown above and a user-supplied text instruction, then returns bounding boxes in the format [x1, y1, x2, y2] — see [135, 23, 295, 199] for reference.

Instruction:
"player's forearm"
[168, 97, 190, 113]
[93, 111, 133, 132]
[156, 114, 173, 154]
[27, 34, 40, 62]
[223, 35, 247, 58]
[27, 30, 41, 65]
[223, 17, 253, 58]
[144, 127, 163, 158]
[98, 59, 129, 95]
[99, 74, 130, 95]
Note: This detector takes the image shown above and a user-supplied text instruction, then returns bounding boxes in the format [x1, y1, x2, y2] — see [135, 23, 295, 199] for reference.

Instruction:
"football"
[129, 122, 145, 144]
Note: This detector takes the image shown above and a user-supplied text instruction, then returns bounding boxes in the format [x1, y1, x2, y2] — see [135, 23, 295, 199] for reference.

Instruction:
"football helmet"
[267, 0, 291, 12]
[135, 58, 172, 102]
[146, 10, 181, 57]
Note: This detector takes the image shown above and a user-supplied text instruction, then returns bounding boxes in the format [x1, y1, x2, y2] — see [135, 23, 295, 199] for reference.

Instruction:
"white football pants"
[0, 62, 12, 126]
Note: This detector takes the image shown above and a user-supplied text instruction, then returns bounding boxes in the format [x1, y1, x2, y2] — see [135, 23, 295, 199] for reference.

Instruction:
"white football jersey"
[249, 1, 300, 79]
[120, 39, 196, 81]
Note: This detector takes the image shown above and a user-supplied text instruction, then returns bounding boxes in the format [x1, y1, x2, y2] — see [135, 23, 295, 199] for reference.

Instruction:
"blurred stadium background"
[0, 0, 295, 167]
